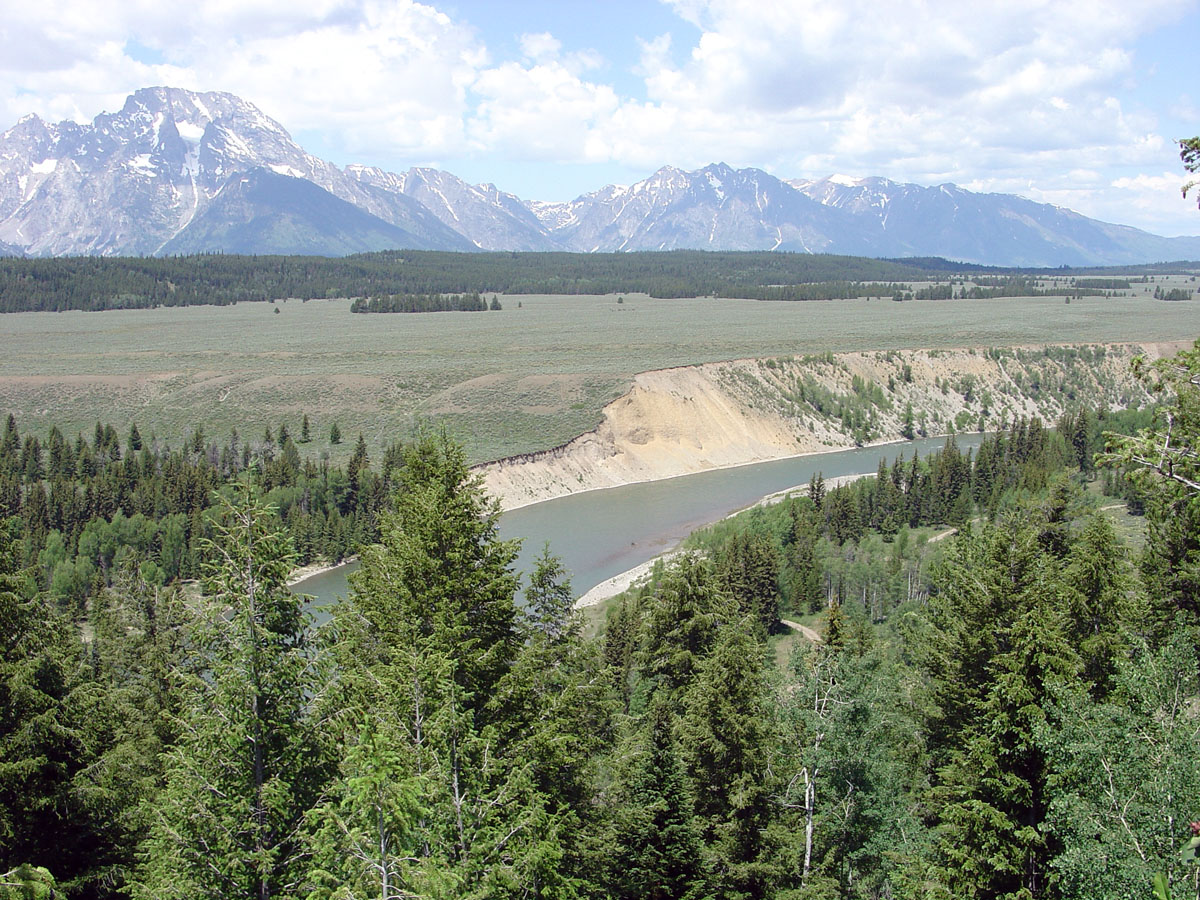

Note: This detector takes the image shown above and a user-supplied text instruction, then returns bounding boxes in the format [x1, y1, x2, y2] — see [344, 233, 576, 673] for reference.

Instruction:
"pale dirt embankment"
[480, 342, 1178, 510]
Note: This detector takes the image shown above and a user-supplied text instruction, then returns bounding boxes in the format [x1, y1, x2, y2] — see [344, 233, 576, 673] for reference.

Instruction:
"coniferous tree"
[0, 522, 84, 888]
[715, 531, 781, 635]
[607, 699, 706, 900]
[136, 486, 326, 900]
[332, 431, 567, 898]
[302, 718, 449, 900]
[680, 623, 777, 897]
[641, 554, 736, 707]
[786, 500, 824, 615]
[523, 543, 576, 641]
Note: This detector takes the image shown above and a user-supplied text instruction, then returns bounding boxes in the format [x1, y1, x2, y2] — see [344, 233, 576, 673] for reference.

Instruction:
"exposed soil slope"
[481, 342, 1176, 509]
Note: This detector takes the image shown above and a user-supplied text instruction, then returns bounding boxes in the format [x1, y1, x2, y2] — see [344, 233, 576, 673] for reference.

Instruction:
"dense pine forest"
[2, 342, 1200, 900]
[0, 250, 1183, 312]
[349, 292, 493, 313]
[0, 415, 395, 614]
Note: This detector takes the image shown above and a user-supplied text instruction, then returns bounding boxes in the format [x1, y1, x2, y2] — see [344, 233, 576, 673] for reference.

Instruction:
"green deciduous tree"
[1104, 340, 1200, 629]
[1182, 137, 1200, 208]
[1043, 629, 1200, 900]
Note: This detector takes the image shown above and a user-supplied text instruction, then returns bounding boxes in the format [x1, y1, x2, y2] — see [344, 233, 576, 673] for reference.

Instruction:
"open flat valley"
[2, 287, 1199, 462]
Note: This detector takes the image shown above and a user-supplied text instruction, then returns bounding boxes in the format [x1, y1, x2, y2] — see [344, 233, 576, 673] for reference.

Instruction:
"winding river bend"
[293, 434, 983, 609]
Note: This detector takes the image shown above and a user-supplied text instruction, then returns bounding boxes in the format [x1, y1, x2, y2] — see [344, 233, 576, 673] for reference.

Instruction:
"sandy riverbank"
[288, 556, 358, 588]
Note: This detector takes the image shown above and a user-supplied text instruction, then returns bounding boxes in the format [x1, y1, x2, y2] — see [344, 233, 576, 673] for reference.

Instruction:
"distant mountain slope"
[528, 163, 882, 254]
[158, 168, 450, 256]
[0, 86, 470, 257]
[0, 86, 1196, 264]
[348, 165, 559, 251]
[791, 175, 1200, 266]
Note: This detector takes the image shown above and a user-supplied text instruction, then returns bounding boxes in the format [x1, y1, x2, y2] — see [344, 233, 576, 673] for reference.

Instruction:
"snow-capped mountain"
[1, 87, 1197, 265]
[529, 163, 883, 254]
[346, 165, 557, 251]
[0, 87, 469, 256]
[790, 175, 1200, 267]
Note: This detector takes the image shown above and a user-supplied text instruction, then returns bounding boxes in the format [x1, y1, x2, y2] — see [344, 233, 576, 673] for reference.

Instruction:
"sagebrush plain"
[2, 281, 1199, 461]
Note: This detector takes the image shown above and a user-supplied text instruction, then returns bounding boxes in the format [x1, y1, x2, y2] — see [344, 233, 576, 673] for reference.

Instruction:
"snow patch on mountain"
[176, 121, 205, 142]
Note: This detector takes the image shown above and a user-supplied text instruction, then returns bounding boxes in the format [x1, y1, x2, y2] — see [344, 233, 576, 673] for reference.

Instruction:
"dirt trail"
[781, 620, 823, 643]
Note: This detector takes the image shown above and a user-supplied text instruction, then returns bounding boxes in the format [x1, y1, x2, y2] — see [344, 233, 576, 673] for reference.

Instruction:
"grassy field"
[1, 283, 1199, 463]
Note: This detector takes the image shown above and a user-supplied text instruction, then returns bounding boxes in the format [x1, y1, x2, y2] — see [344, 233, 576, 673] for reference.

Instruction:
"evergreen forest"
[0, 250, 1184, 312]
[2, 341, 1200, 900]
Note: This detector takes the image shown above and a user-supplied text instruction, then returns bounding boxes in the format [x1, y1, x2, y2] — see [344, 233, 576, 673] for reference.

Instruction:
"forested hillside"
[1, 343, 1199, 899]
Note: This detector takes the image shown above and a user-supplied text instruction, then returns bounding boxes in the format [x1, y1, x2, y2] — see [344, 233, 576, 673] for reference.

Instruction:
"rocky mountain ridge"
[2, 86, 1197, 265]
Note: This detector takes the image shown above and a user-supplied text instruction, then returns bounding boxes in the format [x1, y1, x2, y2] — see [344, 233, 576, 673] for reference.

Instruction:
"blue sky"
[3, 0, 1199, 235]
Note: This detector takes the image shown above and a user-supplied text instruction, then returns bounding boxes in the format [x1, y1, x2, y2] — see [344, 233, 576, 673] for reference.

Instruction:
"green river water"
[293, 434, 982, 609]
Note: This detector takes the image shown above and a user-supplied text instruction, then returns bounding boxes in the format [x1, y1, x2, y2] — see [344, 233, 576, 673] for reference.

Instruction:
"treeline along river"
[294, 434, 983, 608]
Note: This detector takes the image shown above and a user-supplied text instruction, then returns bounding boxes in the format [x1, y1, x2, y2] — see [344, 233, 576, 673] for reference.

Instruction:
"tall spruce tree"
[607, 698, 706, 900]
[332, 431, 575, 898]
[349, 429, 521, 711]
[136, 486, 325, 900]
[680, 622, 777, 898]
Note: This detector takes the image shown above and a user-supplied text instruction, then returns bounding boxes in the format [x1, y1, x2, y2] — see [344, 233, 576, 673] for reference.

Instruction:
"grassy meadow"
[2, 282, 1199, 462]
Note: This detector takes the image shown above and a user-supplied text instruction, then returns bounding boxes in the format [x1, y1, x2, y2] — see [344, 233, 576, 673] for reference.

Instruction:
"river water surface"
[293, 434, 982, 608]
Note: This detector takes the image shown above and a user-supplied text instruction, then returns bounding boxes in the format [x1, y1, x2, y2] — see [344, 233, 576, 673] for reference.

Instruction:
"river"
[293, 434, 982, 609]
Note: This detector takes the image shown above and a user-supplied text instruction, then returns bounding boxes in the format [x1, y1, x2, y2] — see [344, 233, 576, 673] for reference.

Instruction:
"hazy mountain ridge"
[1, 86, 1197, 265]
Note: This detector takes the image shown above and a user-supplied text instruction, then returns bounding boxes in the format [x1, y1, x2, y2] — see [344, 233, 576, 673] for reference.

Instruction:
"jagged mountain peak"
[0, 86, 1196, 263]
[0, 86, 472, 256]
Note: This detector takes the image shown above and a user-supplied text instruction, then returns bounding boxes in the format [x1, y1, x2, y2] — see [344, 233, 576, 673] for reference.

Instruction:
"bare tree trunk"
[803, 767, 817, 883]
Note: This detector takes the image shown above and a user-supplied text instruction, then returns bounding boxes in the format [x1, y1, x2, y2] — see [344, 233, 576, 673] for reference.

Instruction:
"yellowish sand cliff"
[480, 342, 1178, 510]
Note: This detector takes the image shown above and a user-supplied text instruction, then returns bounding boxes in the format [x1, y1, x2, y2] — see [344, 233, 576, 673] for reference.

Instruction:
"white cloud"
[1, 0, 485, 160]
[520, 32, 562, 63]
[1, 0, 1196, 233]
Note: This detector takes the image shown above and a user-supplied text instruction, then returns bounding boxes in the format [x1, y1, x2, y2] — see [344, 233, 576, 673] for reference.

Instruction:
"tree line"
[0, 252, 932, 312]
[350, 292, 498, 313]
[2, 252, 1183, 313]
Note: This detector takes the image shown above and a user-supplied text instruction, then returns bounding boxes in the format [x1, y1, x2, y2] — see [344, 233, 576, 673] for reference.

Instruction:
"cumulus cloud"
[613, 0, 1197, 232]
[1, 0, 1196, 233]
[0, 0, 484, 159]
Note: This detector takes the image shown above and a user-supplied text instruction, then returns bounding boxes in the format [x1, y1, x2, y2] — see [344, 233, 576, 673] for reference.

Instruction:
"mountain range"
[1, 86, 1197, 266]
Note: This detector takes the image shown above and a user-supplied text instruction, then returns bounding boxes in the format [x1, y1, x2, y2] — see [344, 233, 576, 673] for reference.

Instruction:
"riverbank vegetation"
[0, 414, 400, 613]
[3, 341, 1199, 899]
